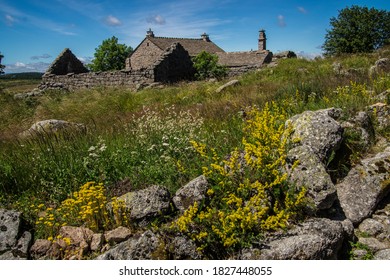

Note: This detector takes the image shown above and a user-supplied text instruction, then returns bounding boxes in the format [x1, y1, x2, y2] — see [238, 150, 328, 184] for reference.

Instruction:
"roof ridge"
[152, 36, 204, 41]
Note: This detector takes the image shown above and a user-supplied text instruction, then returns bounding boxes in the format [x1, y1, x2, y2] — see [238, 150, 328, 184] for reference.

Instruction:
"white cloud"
[5, 61, 50, 73]
[277, 15, 286, 27]
[297, 51, 323, 60]
[5, 14, 16, 26]
[104, 15, 122, 26]
[15, 62, 26, 67]
[146, 15, 166, 25]
[298, 7, 308, 14]
[31, 54, 52, 60]
[77, 56, 93, 65]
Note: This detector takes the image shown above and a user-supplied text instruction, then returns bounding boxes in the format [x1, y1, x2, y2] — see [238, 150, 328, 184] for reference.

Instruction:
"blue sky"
[1, 0, 389, 73]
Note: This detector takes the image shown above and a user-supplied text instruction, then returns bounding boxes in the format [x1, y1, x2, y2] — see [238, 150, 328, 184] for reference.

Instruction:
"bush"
[31, 182, 129, 239]
[172, 102, 306, 257]
[192, 51, 227, 80]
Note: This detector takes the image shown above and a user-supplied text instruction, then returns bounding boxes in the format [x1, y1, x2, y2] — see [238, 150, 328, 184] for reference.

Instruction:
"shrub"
[192, 51, 227, 80]
[31, 182, 129, 239]
[172, 102, 306, 257]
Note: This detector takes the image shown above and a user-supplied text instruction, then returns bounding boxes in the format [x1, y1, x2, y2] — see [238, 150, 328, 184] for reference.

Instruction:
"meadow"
[0, 49, 389, 246]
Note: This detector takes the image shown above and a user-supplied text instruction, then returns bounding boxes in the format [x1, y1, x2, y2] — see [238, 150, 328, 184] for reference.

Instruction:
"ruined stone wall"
[39, 69, 155, 91]
[225, 65, 265, 77]
[47, 48, 89, 75]
[40, 42, 198, 91]
[128, 39, 163, 70]
[153, 43, 195, 83]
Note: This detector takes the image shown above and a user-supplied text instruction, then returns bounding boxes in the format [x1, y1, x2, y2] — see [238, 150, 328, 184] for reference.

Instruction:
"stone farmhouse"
[126, 29, 225, 70]
[39, 29, 273, 91]
[127, 29, 272, 75]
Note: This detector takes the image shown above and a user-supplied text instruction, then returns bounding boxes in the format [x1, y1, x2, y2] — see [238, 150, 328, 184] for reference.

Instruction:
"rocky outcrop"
[171, 236, 202, 260]
[172, 175, 209, 213]
[286, 146, 337, 211]
[116, 185, 171, 223]
[241, 218, 345, 260]
[19, 119, 86, 139]
[341, 111, 376, 148]
[337, 148, 390, 225]
[104, 226, 132, 245]
[286, 108, 343, 162]
[96, 230, 161, 260]
[285, 108, 343, 212]
[0, 209, 32, 260]
[350, 195, 390, 259]
[370, 58, 390, 75]
[368, 103, 390, 130]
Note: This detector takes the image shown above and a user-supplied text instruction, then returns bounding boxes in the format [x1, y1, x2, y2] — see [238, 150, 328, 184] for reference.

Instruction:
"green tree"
[88, 36, 133, 71]
[192, 51, 227, 80]
[0, 52, 5, 75]
[323, 6, 390, 56]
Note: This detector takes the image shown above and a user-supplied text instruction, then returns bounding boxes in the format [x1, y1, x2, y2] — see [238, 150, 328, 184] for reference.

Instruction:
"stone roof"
[46, 48, 89, 75]
[147, 37, 225, 56]
[217, 51, 272, 67]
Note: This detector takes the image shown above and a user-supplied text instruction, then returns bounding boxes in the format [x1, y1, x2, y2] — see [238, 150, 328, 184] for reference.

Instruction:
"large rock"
[357, 237, 388, 252]
[286, 108, 343, 162]
[375, 249, 390, 260]
[337, 149, 390, 225]
[13, 231, 32, 258]
[286, 146, 337, 211]
[58, 226, 94, 256]
[358, 218, 385, 237]
[0, 209, 21, 253]
[96, 230, 161, 260]
[19, 119, 86, 139]
[173, 175, 209, 213]
[367, 103, 390, 130]
[243, 218, 345, 260]
[171, 236, 202, 260]
[104, 226, 132, 245]
[117, 185, 171, 221]
[215, 80, 240, 93]
[370, 58, 390, 75]
[30, 239, 62, 260]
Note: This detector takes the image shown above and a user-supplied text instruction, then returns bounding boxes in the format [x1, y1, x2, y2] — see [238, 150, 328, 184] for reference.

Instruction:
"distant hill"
[0, 72, 44, 80]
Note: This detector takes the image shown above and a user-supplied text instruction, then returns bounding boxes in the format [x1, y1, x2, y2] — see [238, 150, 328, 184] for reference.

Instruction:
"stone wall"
[40, 42, 196, 91]
[39, 69, 155, 91]
[127, 39, 163, 70]
[153, 43, 195, 83]
[218, 51, 273, 77]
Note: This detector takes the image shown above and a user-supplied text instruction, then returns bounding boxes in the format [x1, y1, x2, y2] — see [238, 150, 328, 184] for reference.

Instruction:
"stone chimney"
[258, 29, 266, 51]
[201, 33, 210, 42]
[146, 28, 155, 38]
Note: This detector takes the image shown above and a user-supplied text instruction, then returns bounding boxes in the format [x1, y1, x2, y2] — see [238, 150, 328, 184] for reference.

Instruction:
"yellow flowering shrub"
[172, 102, 307, 256]
[32, 182, 129, 239]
